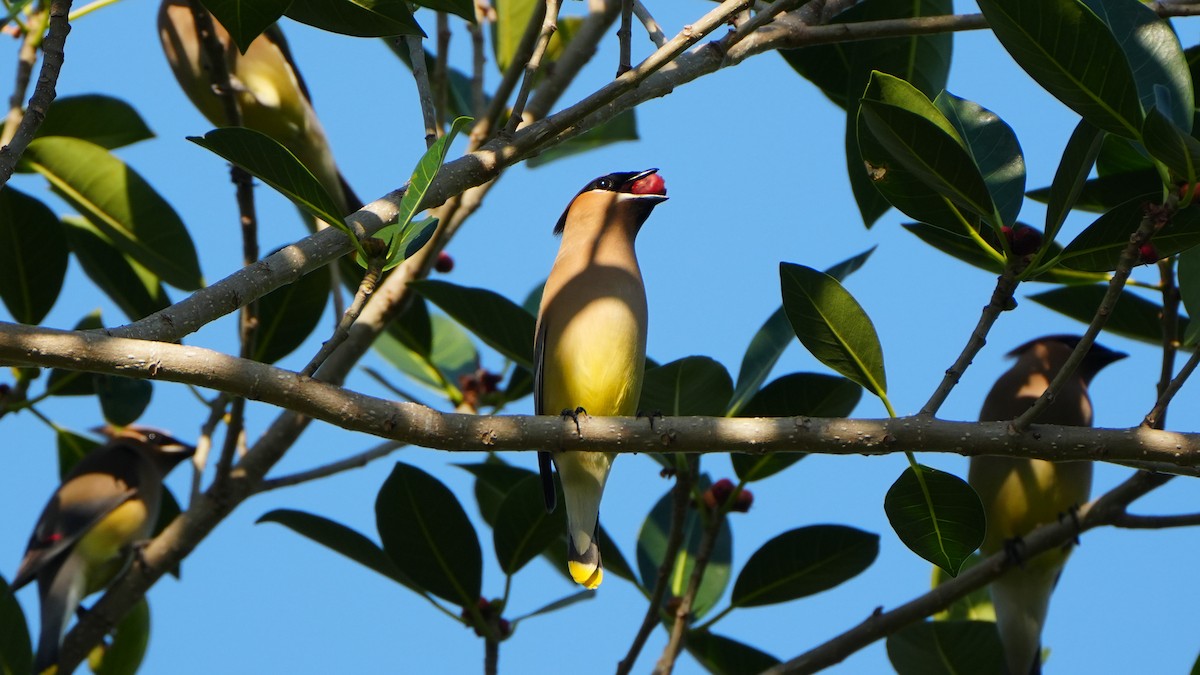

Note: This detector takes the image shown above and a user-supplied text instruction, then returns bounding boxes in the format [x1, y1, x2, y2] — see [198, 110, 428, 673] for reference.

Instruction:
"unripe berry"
[435, 251, 454, 273]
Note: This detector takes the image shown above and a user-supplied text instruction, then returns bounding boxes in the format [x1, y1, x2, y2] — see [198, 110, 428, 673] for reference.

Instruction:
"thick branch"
[0, 0, 71, 185]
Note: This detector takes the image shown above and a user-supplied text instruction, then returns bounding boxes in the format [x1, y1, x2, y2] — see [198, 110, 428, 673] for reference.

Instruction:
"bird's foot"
[1003, 536, 1028, 568]
[636, 409, 663, 432]
[1058, 505, 1083, 547]
[130, 540, 153, 569]
[560, 407, 588, 436]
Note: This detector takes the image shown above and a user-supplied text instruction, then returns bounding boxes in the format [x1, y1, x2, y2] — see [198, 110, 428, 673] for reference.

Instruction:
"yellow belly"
[74, 499, 150, 593]
[542, 295, 645, 416]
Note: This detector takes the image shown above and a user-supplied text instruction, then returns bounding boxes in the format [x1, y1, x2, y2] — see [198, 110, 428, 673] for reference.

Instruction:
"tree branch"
[0, 0, 70, 185]
[404, 34, 439, 148]
[503, 0, 561, 134]
[253, 440, 406, 493]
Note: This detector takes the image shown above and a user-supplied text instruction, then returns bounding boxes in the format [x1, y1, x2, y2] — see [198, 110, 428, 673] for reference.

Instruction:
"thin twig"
[301, 251, 385, 378]
[617, 457, 696, 675]
[617, 0, 632, 75]
[1012, 205, 1166, 432]
[0, 0, 70, 186]
[254, 440, 406, 492]
[1, 5, 40, 147]
[473, 0, 546, 143]
[404, 35, 439, 148]
[920, 264, 1021, 416]
[468, 5, 486, 118]
[526, 0, 621, 118]
[1112, 511, 1200, 529]
[1152, 257, 1179, 429]
[1142, 346, 1200, 429]
[502, 0, 562, 135]
[435, 12, 450, 131]
[485, 636, 499, 675]
[191, 394, 229, 501]
[633, 0, 667, 47]
[764, 471, 1172, 674]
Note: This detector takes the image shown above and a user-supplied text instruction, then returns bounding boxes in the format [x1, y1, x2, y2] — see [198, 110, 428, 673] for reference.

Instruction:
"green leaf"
[189, 128, 349, 238]
[685, 630, 781, 675]
[62, 217, 170, 321]
[285, 0, 424, 37]
[639, 357, 733, 417]
[860, 72, 998, 224]
[0, 186, 67, 324]
[934, 92, 1026, 227]
[977, 0, 1143, 139]
[903, 222, 1092, 285]
[56, 428, 100, 477]
[384, 117, 470, 266]
[732, 374, 862, 482]
[94, 375, 153, 427]
[388, 294, 433, 357]
[1083, 0, 1192, 131]
[512, 589, 595, 622]
[376, 462, 482, 606]
[199, 0, 291, 51]
[1178, 244, 1200, 346]
[411, 280, 535, 369]
[1060, 196, 1200, 272]
[411, 0, 475, 22]
[887, 620, 1005, 675]
[493, 474, 565, 575]
[251, 265, 330, 363]
[1044, 120, 1104, 243]
[779, 262, 888, 401]
[257, 508, 417, 588]
[1143, 107, 1200, 185]
[47, 311, 104, 397]
[35, 94, 154, 150]
[21, 137, 202, 290]
[373, 312, 476, 397]
[1097, 134, 1155, 176]
[932, 553, 995, 622]
[731, 525, 878, 608]
[1029, 284, 1190, 346]
[493, 0, 539, 72]
[0, 575, 32, 675]
[884, 464, 985, 576]
[527, 110, 639, 168]
[1028, 168, 1162, 213]
[636, 479, 732, 619]
[91, 599, 150, 675]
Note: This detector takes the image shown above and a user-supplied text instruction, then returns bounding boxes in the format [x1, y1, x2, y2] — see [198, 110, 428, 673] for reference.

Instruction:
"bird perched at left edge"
[535, 169, 668, 589]
[11, 427, 195, 674]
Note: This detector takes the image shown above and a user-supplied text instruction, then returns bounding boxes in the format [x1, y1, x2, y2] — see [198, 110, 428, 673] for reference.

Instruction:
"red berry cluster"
[1000, 225, 1043, 257]
[462, 597, 512, 639]
[702, 478, 753, 513]
[459, 368, 504, 411]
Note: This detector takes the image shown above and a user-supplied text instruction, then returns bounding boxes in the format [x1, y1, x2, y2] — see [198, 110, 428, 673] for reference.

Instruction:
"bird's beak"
[620, 168, 668, 204]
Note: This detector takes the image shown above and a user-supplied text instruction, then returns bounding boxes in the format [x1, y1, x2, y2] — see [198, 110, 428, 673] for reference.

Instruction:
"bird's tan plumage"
[969, 336, 1123, 675]
[535, 170, 666, 588]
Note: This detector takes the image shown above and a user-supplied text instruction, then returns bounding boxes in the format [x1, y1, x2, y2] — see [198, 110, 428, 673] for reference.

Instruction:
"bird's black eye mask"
[553, 169, 664, 235]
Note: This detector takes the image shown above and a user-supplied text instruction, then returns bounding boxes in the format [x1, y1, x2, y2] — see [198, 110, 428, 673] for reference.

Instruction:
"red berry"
[703, 479, 736, 510]
[435, 252, 454, 273]
[1009, 226, 1043, 256]
[1139, 243, 1160, 264]
[731, 489, 754, 513]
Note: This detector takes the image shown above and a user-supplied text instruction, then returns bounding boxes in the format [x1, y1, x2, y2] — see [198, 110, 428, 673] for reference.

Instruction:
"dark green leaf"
[429, 313, 479, 389]
[527, 110, 638, 168]
[257, 508, 417, 588]
[1143, 107, 1200, 184]
[1060, 195, 1200, 272]
[411, 280, 535, 369]
[47, 311, 104, 397]
[825, 246, 877, 282]
[512, 590, 595, 622]
[383, 117, 471, 267]
[732, 374, 862, 482]
[639, 357, 733, 417]
[411, 0, 475, 22]
[200, 0, 291, 51]
[190, 128, 349, 238]
[376, 462, 482, 606]
[36, 94, 154, 149]
[56, 429, 100, 478]
[388, 295, 433, 357]
[685, 630, 780, 675]
[91, 599, 150, 675]
[932, 553, 994, 622]
[1044, 120, 1104, 243]
[636, 479, 732, 619]
[62, 216, 171, 321]
[977, 0, 1143, 138]
[887, 620, 1005, 675]
[779, 262, 888, 400]
[1029, 284, 1190, 345]
[494, 474, 566, 575]
[731, 525, 878, 607]
[934, 92, 1026, 227]
[22, 137, 202, 290]
[252, 265, 330, 363]
[1097, 134, 1154, 176]
[903, 222, 1096, 285]
[1028, 168, 1162, 213]
[885, 464, 985, 576]
[95, 376, 152, 427]
[0, 575, 32, 675]
[153, 488, 184, 579]
[860, 72, 997, 223]
[0, 187, 67, 324]
[285, 0, 424, 37]
[1178, 244, 1200, 346]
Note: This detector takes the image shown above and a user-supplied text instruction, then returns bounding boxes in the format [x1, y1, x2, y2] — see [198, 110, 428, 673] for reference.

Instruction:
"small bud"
[1139, 243, 1160, 265]
[1009, 226, 1043, 257]
[731, 489, 754, 513]
[435, 252, 455, 273]
[498, 619, 512, 638]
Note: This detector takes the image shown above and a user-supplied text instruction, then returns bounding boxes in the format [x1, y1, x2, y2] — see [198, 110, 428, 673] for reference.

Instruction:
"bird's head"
[1008, 335, 1127, 384]
[99, 425, 197, 474]
[554, 168, 668, 236]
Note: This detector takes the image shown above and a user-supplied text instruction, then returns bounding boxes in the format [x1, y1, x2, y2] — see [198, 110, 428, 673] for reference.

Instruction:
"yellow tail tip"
[568, 560, 603, 589]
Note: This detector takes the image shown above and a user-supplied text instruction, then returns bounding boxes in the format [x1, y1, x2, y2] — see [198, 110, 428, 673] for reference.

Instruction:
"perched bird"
[12, 427, 195, 673]
[157, 0, 358, 216]
[969, 336, 1125, 674]
[535, 169, 668, 588]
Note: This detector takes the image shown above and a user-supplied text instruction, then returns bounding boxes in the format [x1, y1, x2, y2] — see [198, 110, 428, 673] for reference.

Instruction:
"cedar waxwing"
[969, 335, 1125, 675]
[12, 427, 195, 673]
[534, 169, 668, 588]
[157, 0, 358, 215]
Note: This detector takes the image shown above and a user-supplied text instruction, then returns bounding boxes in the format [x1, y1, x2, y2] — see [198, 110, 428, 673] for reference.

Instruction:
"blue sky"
[2, 1, 1199, 673]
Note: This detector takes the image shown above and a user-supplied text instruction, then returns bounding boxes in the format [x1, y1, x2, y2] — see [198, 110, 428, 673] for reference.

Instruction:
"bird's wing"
[11, 475, 137, 591]
[260, 23, 312, 103]
[533, 319, 557, 510]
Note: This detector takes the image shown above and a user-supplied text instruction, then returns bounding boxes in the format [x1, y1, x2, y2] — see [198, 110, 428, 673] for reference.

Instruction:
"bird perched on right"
[969, 335, 1125, 674]
[535, 169, 668, 589]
